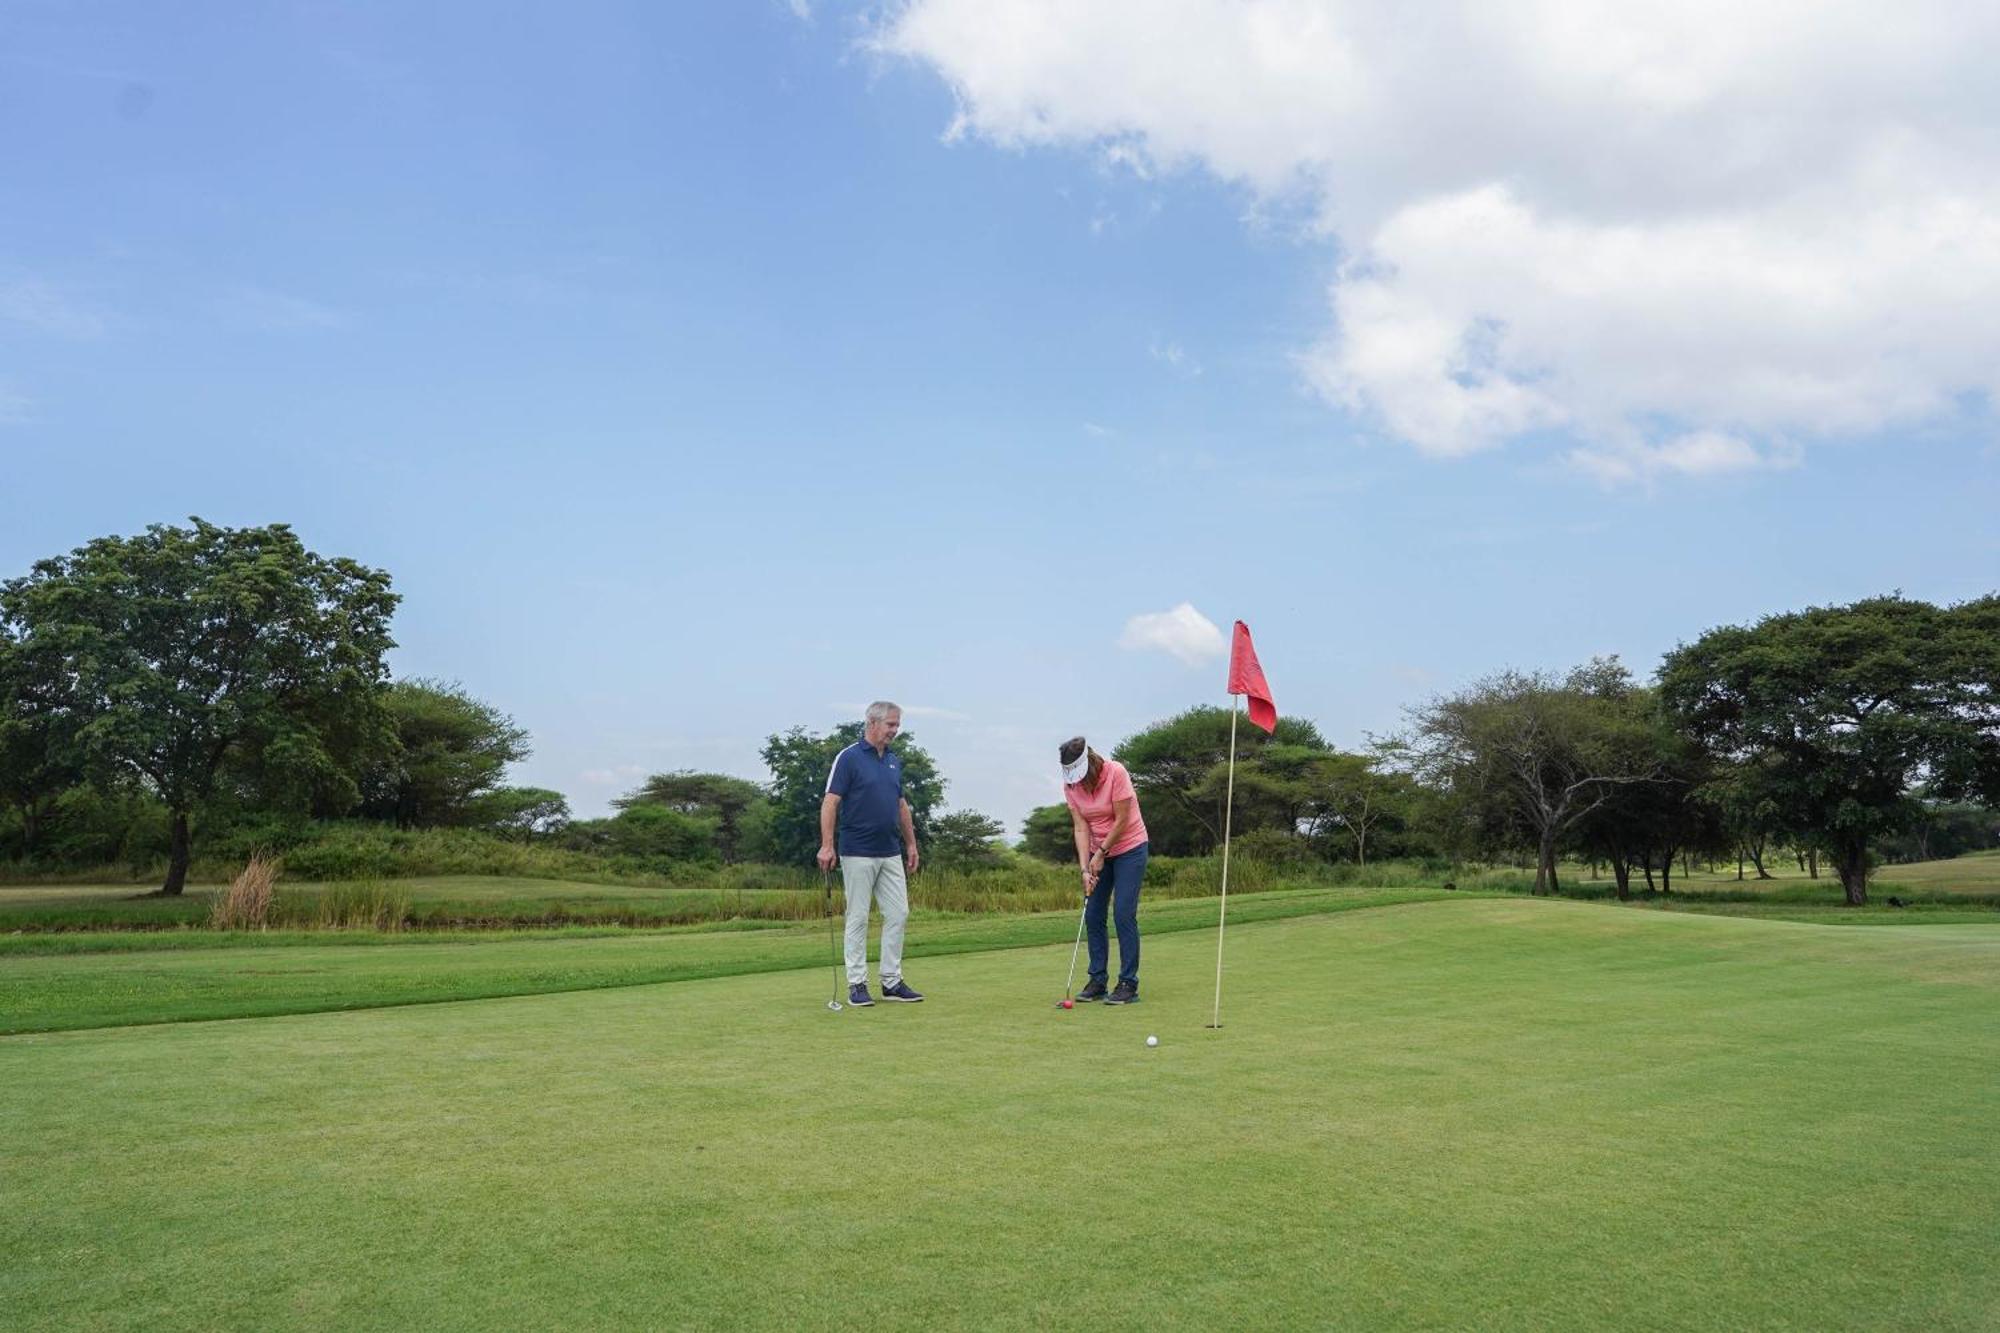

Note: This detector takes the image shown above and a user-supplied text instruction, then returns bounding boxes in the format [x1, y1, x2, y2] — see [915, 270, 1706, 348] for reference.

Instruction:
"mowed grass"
[0, 887, 1464, 1032]
[1878, 848, 2000, 893]
[4, 899, 1998, 1331]
[1564, 848, 2000, 900]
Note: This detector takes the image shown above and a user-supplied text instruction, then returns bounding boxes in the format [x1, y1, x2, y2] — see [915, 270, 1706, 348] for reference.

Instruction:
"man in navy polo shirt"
[817, 700, 925, 1007]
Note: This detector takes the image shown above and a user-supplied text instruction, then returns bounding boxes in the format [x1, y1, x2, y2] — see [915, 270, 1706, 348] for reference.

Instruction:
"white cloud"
[877, 0, 2000, 478]
[0, 279, 106, 337]
[1567, 430, 1800, 487]
[829, 701, 972, 723]
[899, 704, 973, 721]
[0, 382, 31, 425]
[218, 286, 347, 331]
[1148, 338, 1202, 376]
[578, 764, 647, 786]
[1119, 602, 1227, 665]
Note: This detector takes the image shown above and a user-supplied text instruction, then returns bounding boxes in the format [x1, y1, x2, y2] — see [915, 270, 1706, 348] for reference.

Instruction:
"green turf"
[1876, 848, 2000, 894]
[1562, 848, 2000, 900]
[0, 887, 1464, 1032]
[3, 898, 1995, 1330]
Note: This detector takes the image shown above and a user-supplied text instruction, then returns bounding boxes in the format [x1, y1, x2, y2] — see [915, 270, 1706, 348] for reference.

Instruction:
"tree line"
[1048, 600, 2000, 904]
[4, 520, 1997, 903]
[0, 520, 995, 889]
[1022, 600, 2000, 905]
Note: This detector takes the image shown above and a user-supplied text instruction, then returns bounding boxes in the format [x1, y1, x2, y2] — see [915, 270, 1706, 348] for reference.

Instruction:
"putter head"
[827, 999, 844, 1012]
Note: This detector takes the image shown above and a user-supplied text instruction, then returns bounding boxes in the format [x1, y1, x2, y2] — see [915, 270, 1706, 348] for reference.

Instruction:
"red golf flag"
[1227, 620, 1277, 733]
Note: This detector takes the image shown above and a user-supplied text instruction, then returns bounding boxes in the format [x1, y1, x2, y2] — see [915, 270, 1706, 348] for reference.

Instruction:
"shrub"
[1230, 828, 1313, 866]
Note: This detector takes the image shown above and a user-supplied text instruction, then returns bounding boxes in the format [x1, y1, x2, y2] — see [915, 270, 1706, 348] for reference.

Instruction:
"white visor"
[1061, 745, 1090, 785]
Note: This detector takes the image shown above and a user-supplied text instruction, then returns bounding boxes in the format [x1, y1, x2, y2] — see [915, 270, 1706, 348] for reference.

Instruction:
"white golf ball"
[1146, 1035, 1158, 1047]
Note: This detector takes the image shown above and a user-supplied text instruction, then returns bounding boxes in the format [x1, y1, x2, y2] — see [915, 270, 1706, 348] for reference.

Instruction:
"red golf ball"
[1060, 999, 1074, 1009]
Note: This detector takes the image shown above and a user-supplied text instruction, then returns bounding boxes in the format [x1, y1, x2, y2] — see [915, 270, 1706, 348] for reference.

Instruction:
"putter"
[822, 869, 844, 1012]
[1056, 878, 1092, 1008]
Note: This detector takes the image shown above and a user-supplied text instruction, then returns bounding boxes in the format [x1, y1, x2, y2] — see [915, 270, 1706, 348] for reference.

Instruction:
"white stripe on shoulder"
[824, 746, 850, 794]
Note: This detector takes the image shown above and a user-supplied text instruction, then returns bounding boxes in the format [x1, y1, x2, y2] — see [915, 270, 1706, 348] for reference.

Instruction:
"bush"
[1230, 828, 1313, 866]
[560, 806, 718, 866]
[251, 824, 627, 882]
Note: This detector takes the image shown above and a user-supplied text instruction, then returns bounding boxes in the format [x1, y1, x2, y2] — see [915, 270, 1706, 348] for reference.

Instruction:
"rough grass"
[0, 860, 1539, 934]
[205, 854, 277, 929]
[3, 899, 1996, 1330]
[3, 852, 1989, 944]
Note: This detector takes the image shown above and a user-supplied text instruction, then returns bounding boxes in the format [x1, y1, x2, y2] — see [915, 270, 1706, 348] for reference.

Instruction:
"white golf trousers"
[840, 854, 908, 986]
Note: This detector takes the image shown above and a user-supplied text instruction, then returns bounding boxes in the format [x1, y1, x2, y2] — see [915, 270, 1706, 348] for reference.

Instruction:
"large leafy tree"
[615, 771, 766, 863]
[1114, 706, 1330, 855]
[1566, 695, 1718, 899]
[465, 786, 571, 842]
[1297, 747, 1423, 869]
[0, 519, 398, 894]
[562, 804, 716, 864]
[1020, 804, 1075, 863]
[1877, 797, 1999, 864]
[928, 809, 1006, 870]
[759, 723, 944, 867]
[1660, 594, 2000, 905]
[1405, 658, 1665, 894]
[357, 679, 529, 828]
[0, 625, 86, 856]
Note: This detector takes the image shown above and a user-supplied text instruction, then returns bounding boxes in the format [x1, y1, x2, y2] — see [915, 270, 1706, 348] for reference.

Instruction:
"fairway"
[1563, 848, 2000, 901]
[5, 900, 1998, 1331]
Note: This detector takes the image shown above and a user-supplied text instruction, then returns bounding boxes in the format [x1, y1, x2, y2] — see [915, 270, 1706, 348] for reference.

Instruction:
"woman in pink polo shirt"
[1060, 736, 1150, 1005]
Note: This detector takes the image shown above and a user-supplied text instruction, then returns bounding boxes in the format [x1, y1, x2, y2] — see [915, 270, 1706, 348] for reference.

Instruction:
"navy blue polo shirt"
[826, 740, 906, 857]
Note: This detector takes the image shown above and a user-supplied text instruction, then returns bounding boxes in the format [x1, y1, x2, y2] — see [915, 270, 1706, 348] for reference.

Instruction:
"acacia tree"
[466, 787, 571, 841]
[1405, 658, 1664, 894]
[929, 810, 1006, 870]
[1660, 594, 2000, 905]
[0, 627, 86, 856]
[1115, 707, 1330, 854]
[616, 771, 766, 863]
[1020, 804, 1075, 863]
[0, 520, 398, 894]
[1566, 698, 1718, 900]
[1298, 746, 1420, 869]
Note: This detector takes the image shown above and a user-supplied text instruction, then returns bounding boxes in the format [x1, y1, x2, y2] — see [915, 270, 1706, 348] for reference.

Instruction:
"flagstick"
[1209, 694, 1240, 1030]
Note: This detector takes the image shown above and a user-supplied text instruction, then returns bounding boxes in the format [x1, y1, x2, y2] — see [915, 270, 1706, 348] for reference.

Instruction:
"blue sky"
[5, 1, 1996, 832]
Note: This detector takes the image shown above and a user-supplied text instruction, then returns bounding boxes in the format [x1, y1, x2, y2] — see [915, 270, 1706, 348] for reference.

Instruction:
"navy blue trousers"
[1086, 841, 1148, 987]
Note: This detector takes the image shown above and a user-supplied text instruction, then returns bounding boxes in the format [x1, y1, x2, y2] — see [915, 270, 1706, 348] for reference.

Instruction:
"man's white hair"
[864, 701, 901, 725]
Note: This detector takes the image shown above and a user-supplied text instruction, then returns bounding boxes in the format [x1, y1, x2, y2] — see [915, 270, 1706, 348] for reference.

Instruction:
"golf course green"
[5, 895, 1997, 1329]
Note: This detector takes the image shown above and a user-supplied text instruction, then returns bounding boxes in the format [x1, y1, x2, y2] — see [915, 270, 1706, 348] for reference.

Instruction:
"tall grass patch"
[267, 881, 414, 931]
[207, 855, 277, 930]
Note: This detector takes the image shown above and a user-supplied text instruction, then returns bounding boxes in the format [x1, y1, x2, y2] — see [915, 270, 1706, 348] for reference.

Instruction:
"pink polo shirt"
[1063, 758, 1149, 857]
